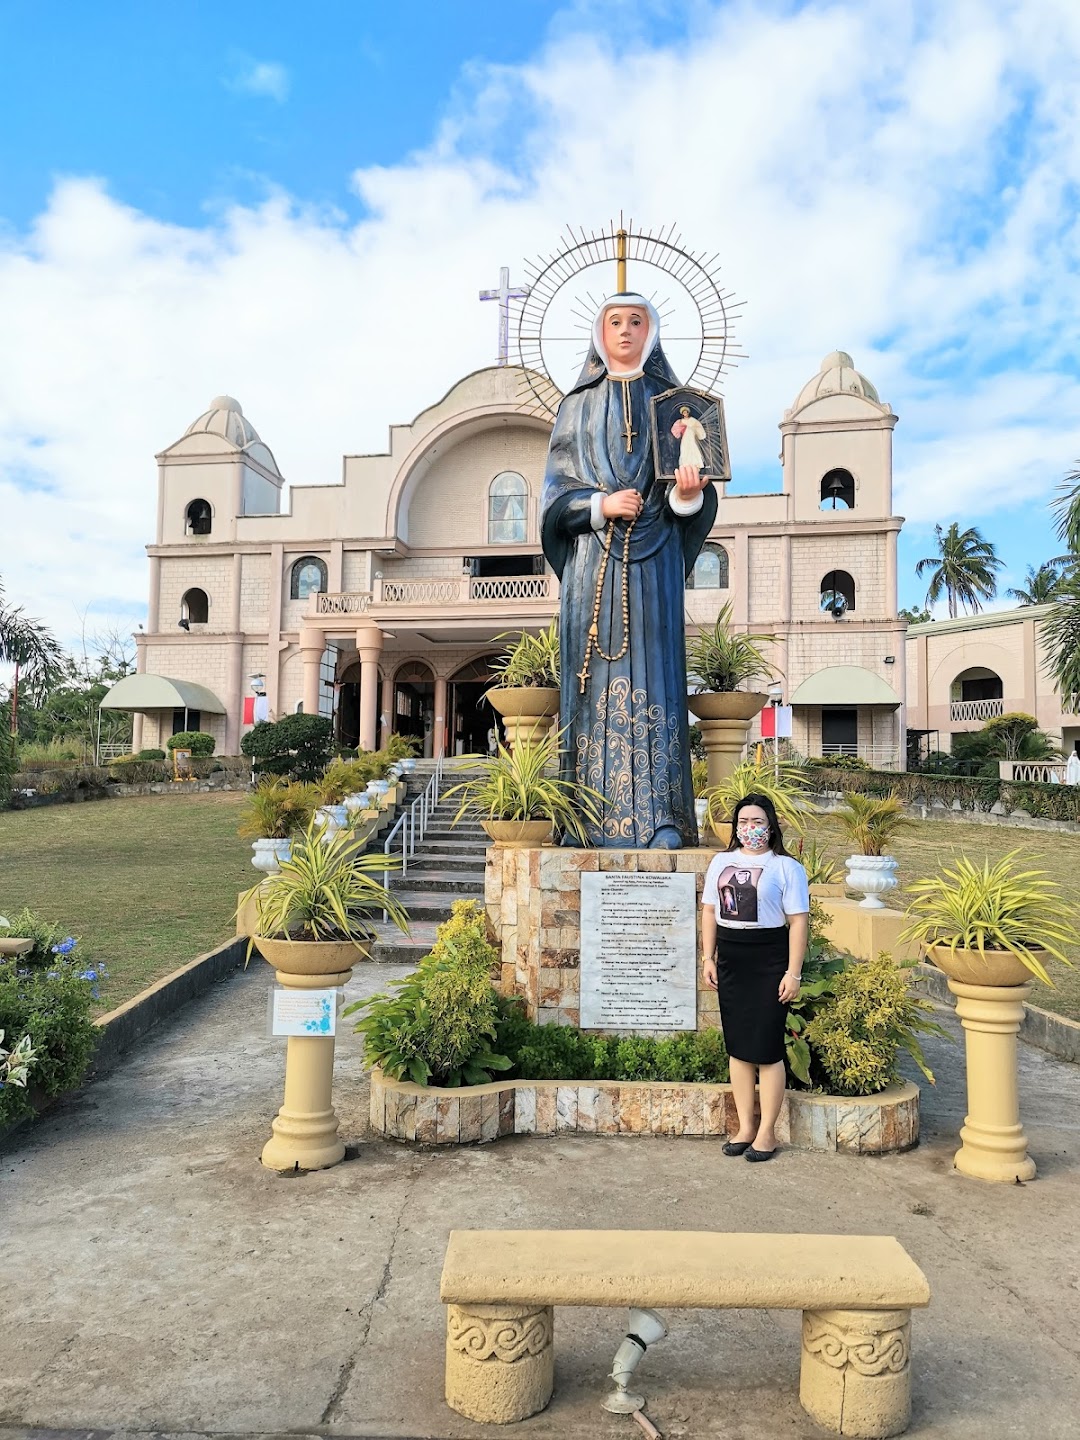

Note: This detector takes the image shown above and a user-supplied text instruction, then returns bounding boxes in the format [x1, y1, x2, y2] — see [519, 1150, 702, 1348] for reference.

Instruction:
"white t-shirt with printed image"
[702, 848, 811, 929]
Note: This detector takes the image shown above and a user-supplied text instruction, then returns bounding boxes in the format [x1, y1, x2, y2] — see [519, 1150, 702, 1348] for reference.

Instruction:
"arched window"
[181, 587, 209, 625]
[820, 469, 855, 510]
[488, 472, 528, 544]
[820, 570, 856, 616]
[290, 556, 328, 600]
[688, 543, 730, 590]
[185, 499, 213, 536]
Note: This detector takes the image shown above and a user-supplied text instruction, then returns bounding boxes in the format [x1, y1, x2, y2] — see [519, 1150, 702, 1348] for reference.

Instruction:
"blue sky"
[3, 0, 1080, 643]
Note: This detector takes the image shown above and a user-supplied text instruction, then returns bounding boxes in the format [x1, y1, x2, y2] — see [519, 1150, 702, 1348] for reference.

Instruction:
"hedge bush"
[0, 911, 101, 1127]
[808, 765, 1080, 824]
[166, 731, 215, 756]
[241, 714, 333, 781]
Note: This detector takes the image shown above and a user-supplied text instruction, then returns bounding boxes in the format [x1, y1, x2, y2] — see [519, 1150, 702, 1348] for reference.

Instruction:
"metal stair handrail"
[382, 757, 444, 918]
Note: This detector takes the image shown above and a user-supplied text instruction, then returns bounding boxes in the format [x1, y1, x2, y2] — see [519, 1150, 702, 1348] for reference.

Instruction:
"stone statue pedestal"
[485, 846, 718, 1030]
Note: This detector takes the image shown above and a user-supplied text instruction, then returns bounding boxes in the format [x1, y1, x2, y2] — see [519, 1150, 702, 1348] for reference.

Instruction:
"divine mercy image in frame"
[650, 386, 731, 483]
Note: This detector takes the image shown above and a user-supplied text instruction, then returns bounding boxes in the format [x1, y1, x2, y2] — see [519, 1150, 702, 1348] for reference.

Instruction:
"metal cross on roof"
[479, 266, 530, 366]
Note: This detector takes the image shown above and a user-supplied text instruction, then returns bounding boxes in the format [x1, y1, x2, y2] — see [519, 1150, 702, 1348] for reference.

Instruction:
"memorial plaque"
[579, 872, 697, 1031]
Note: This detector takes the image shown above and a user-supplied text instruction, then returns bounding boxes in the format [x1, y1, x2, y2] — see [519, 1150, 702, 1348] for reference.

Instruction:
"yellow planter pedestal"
[948, 978, 1036, 1183]
[818, 899, 921, 964]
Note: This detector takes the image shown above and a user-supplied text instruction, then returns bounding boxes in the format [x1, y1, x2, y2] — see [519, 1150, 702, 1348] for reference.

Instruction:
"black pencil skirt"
[714, 924, 790, 1065]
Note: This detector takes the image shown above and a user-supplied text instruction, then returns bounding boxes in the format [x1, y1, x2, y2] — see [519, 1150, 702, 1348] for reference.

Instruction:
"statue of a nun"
[541, 294, 718, 848]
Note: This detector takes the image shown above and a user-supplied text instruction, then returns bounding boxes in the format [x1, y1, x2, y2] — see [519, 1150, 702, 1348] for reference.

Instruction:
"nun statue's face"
[601, 306, 649, 372]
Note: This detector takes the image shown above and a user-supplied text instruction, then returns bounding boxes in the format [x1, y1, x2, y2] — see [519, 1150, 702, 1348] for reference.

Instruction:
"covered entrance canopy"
[100, 675, 227, 714]
[789, 666, 900, 709]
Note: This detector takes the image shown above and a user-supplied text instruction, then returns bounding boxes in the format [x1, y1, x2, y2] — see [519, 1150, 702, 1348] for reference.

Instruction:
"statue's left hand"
[674, 464, 707, 498]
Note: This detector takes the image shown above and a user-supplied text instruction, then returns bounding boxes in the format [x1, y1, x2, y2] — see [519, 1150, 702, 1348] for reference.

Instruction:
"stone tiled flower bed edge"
[368, 1068, 919, 1155]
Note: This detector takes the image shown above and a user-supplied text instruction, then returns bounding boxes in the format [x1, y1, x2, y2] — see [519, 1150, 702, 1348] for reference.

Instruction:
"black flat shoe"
[722, 1140, 752, 1156]
[745, 1146, 778, 1163]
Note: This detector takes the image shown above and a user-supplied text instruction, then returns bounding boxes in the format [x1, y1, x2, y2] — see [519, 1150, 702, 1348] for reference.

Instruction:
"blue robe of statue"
[540, 343, 718, 848]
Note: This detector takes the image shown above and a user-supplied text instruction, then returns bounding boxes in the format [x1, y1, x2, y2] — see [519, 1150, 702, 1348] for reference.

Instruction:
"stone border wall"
[370, 1069, 919, 1155]
[916, 962, 1080, 1065]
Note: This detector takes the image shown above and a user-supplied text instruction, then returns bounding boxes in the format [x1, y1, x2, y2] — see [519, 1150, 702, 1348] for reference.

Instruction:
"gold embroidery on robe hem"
[575, 676, 688, 842]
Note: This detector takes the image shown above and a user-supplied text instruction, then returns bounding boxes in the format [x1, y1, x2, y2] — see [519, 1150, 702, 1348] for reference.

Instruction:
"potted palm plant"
[237, 778, 314, 873]
[799, 838, 846, 897]
[241, 818, 410, 975]
[900, 852, 1075, 1184]
[704, 755, 814, 846]
[902, 852, 1075, 989]
[239, 821, 410, 1172]
[444, 731, 602, 846]
[832, 791, 910, 908]
[692, 758, 710, 836]
[485, 620, 560, 750]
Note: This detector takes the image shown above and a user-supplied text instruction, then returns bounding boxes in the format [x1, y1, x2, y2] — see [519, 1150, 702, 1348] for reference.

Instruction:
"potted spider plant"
[484, 621, 560, 750]
[902, 852, 1076, 989]
[239, 821, 410, 1172]
[443, 731, 602, 846]
[241, 818, 410, 975]
[833, 791, 911, 909]
[703, 755, 814, 846]
[686, 602, 777, 716]
[237, 778, 314, 873]
[901, 852, 1075, 1184]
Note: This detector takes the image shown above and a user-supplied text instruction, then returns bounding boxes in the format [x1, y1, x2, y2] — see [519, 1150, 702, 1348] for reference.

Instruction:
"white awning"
[99, 674, 227, 714]
[789, 666, 900, 709]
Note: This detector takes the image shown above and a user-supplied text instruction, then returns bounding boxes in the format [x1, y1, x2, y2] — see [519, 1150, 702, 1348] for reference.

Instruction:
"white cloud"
[228, 58, 289, 103]
[4, 0, 1080, 650]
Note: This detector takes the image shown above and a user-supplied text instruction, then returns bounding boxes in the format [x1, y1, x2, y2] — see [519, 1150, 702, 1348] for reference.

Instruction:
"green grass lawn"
[0, 793, 252, 1014]
[2, 794, 1079, 1024]
[813, 813, 1080, 1022]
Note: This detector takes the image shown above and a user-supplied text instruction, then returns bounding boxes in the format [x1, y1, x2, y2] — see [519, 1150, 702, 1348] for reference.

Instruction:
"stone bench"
[441, 1229, 930, 1438]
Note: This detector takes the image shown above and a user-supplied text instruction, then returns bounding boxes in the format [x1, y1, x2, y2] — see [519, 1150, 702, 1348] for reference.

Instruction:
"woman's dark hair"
[725, 792, 792, 856]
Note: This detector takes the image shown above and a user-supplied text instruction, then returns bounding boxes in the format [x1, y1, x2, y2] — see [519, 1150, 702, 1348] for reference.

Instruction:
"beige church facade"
[133, 351, 909, 767]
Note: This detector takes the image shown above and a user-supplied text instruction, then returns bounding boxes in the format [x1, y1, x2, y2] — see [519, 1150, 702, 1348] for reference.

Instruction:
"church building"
[132, 350, 906, 766]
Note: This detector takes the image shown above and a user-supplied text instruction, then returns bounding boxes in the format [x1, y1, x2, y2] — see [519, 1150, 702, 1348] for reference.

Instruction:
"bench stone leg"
[800, 1307, 912, 1438]
[445, 1302, 554, 1423]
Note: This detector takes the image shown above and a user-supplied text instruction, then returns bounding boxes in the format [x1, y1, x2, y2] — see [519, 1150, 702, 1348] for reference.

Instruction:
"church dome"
[183, 396, 282, 475]
[792, 351, 881, 410]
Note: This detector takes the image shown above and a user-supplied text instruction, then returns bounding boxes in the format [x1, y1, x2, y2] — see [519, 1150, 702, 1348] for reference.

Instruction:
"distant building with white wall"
[132, 351, 908, 766]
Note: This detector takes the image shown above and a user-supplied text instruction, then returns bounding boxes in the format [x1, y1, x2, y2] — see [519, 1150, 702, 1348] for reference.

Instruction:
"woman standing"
[701, 794, 810, 1161]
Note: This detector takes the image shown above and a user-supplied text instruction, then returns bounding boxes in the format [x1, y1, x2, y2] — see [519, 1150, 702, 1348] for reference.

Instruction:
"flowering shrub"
[0, 910, 100, 1128]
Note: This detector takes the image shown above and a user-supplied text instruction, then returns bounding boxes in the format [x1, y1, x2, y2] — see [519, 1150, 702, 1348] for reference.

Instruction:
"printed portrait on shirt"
[715, 864, 763, 924]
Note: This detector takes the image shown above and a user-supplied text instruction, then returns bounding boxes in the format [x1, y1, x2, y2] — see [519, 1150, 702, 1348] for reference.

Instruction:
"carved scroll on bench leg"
[445, 1302, 555, 1424]
[800, 1307, 912, 1438]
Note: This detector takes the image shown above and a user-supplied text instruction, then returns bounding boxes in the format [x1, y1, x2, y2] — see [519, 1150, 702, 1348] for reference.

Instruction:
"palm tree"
[915, 522, 1003, 619]
[1050, 464, 1080, 556]
[0, 577, 65, 738]
[1006, 562, 1063, 606]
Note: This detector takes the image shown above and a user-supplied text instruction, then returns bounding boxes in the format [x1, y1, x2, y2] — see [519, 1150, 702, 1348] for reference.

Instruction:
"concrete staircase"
[369, 768, 490, 965]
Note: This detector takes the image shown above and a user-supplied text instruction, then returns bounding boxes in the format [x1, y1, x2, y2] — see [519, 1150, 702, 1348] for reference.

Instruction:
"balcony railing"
[950, 697, 1004, 722]
[998, 760, 1069, 783]
[314, 591, 372, 615]
[469, 575, 552, 601]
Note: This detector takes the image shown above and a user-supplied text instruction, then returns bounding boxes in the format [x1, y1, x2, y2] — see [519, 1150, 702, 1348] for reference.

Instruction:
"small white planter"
[398, 758, 417, 774]
[251, 838, 292, 874]
[845, 854, 900, 909]
[369, 779, 391, 796]
[694, 797, 709, 834]
[344, 790, 372, 814]
[315, 804, 348, 839]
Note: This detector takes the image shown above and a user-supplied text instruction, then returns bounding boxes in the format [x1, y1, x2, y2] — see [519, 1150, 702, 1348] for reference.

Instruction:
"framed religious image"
[650, 386, 731, 483]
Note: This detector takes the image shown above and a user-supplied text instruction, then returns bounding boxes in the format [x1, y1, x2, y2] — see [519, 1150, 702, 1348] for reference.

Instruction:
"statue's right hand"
[602, 489, 643, 521]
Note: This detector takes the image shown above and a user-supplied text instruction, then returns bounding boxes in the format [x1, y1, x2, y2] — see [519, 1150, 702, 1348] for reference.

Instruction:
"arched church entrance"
[448, 655, 500, 756]
[393, 661, 436, 758]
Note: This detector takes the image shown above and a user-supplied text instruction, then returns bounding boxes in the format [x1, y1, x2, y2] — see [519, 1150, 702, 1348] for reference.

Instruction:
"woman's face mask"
[737, 819, 770, 849]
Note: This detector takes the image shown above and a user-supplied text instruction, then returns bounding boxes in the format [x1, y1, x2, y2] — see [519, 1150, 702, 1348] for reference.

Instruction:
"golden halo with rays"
[514, 218, 746, 421]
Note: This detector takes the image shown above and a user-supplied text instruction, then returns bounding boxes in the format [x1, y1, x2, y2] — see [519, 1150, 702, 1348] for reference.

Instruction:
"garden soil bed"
[369, 1067, 919, 1154]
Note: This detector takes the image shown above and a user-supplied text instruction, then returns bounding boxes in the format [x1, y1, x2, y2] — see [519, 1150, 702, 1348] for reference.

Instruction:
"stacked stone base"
[485, 845, 717, 1027]
[370, 1069, 919, 1154]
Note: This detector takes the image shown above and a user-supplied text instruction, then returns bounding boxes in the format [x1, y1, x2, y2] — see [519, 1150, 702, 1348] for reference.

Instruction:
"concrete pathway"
[1, 963, 1078, 1439]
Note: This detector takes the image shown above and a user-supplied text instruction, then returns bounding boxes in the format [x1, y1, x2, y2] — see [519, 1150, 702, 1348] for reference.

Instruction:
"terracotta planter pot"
[252, 934, 370, 978]
[486, 686, 560, 719]
[482, 819, 554, 846]
[925, 942, 1039, 988]
[687, 691, 768, 722]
